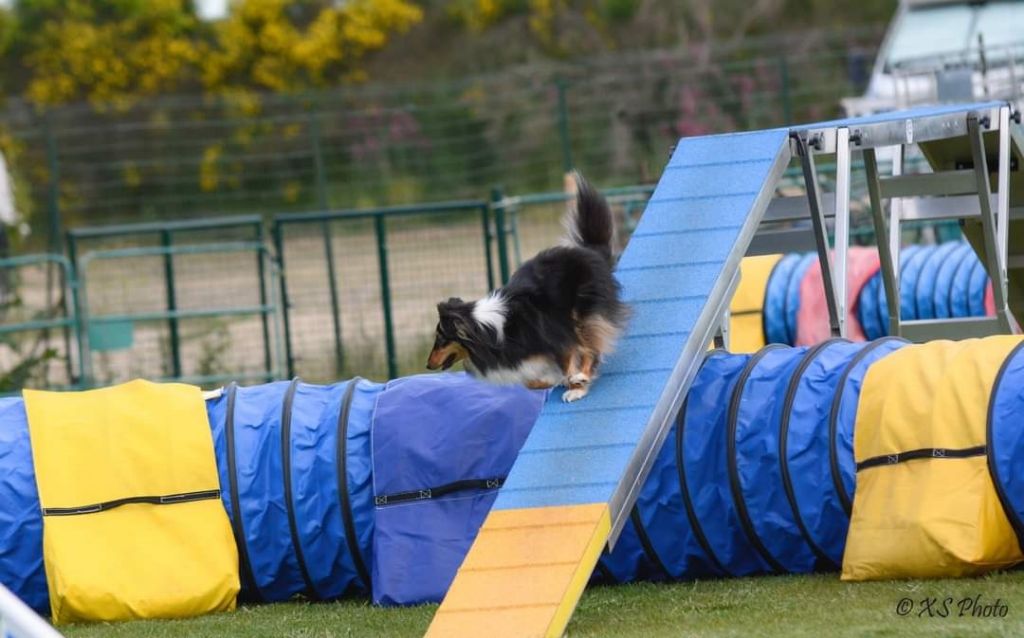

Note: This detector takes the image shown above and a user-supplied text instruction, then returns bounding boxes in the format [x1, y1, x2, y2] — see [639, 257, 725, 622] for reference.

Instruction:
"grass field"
[61, 571, 1024, 637]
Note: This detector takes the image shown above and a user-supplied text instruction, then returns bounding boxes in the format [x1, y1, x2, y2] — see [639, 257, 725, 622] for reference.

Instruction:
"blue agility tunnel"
[10, 337, 1015, 612]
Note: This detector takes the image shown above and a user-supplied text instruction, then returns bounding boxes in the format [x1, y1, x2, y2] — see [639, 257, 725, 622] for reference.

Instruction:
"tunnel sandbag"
[989, 342, 1024, 549]
[729, 254, 783, 353]
[207, 378, 380, 603]
[23, 381, 239, 624]
[795, 248, 879, 346]
[0, 397, 47, 613]
[764, 254, 802, 345]
[370, 373, 545, 606]
[842, 337, 1024, 581]
[828, 337, 908, 516]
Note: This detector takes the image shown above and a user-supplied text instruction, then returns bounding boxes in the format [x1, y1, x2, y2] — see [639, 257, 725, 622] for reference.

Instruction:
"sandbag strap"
[856, 445, 986, 472]
[374, 477, 504, 506]
[42, 489, 221, 517]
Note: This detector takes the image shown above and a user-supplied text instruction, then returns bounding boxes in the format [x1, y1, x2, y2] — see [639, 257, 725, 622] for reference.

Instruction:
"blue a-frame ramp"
[426, 128, 792, 638]
[426, 101, 1016, 638]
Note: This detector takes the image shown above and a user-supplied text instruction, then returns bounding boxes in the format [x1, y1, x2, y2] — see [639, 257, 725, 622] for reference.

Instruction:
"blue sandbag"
[779, 340, 869, 568]
[680, 351, 767, 576]
[207, 378, 380, 603]
[828, 337, 909, 514]
[988, 342, 1024, 549]
[764, 254, 802, 345]
[0, 398, 47, 613]
[968, 257, 990, 316]
[914, 241, 962, 320]
[785, 254, 816, 345]
[728, 345, 813, 573]
[369, 373, 545, 606]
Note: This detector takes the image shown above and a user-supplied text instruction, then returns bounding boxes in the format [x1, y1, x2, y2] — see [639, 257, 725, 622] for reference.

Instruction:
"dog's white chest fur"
[466, 356, 565, 387]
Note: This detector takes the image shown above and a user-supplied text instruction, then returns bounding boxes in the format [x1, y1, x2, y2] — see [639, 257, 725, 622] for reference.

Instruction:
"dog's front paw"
[567, 372, 591, 387]
[562, 387, 588, 403]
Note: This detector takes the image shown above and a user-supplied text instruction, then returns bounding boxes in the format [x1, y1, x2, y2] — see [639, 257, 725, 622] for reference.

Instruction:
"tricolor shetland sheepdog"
[426, 173, 628, 402]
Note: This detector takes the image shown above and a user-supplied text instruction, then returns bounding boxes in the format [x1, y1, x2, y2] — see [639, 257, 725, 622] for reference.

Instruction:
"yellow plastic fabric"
[23, 380, 239, 624]
[729, 254, 782, 353]
[842, 337, 1024, 581]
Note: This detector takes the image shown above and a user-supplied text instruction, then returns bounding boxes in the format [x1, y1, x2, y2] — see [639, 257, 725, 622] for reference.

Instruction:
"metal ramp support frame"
[757, 102, 1021, 344]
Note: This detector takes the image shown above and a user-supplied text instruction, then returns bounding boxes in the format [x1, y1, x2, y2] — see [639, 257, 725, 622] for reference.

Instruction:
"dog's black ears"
[437, 297, 465, 314]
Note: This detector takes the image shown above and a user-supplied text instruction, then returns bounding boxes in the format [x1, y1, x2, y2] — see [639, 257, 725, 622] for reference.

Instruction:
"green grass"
[61, 571, 1024, 637]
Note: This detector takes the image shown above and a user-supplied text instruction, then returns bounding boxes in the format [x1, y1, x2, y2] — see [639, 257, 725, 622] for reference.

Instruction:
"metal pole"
[997, 106, 1011, 294]
[555, 78, 573, 172]
[255, 222, 272, 376]
[480, 204, 496, 291]
[161, 230, 182, 379]
[375, 215, 397, 379]
[863, 148, 900, 333]
[490, 187, 511, 285]
[833, 127, 851, 338]
[795, 133, 842, 336]
[322, 219, 344, 374]
[968, 114, 1011, 328]
[888, 145, 905, 335]
[273, 221, 296, 378]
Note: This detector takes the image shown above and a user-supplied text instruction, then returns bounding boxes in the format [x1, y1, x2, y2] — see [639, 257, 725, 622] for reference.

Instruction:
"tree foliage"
[2, 0, 424, 106]
[201, 0, 423, 93]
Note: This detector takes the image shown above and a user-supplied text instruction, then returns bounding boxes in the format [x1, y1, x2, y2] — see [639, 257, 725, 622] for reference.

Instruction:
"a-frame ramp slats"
[425, 128, 792, 638]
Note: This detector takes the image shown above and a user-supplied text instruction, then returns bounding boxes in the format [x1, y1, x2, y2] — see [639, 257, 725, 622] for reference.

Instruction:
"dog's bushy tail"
[564, 172, 615, 264]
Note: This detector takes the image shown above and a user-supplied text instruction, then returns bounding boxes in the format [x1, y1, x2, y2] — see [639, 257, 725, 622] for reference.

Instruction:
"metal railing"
[75, 241, 283, 387]
[272, 199, 493, 380]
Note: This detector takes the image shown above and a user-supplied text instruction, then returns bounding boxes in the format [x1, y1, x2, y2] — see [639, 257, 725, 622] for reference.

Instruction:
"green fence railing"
[272, 199, 493, 381]
[75, 241, 283, 387]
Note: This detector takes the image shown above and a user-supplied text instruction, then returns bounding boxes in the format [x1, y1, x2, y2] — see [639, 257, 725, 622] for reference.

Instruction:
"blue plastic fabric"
[829, 338, 909, 513]
[679, 352, 767, 576]
[785, 255, 816, 345]
[951, 246, 980, 317]
[914, 242, 961, 320]
[858, 273, 883, 341]
[764, 254, 802, 345]
[899, 245, 931, 320]
[729, 346, 814, 573]
[207, 379, 380, 603]
[988, 343, 1024, 549]
[370, 373, 545, 606]
[876, 245, 922, 330]
[780, 341, 868, 567]
[968, 257, 990, 316]
[0, 398, 47, 613]
[933, 243, 973, 319]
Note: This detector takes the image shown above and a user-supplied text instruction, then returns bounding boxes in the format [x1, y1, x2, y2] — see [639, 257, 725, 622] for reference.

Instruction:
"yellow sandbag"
[23, 380, 239, 624]
[842, 337, 1024, 580]
[729, 254, 782, 353]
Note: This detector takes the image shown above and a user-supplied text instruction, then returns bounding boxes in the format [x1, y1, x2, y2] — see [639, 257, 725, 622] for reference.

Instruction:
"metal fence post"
[273, 221, 296, 378]
[374, 215, 397, 379]
[255, 222, 272, 375]
[480, 203, 496, 291]
[161, 230, 182, 378]
[490, 187, 510, 285]
[322, 219, 345, 375]
[555, 77, 574, 172]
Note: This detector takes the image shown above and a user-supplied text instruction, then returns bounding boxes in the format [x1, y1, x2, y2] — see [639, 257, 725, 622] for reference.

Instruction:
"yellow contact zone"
[425, 503, 611, 638]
